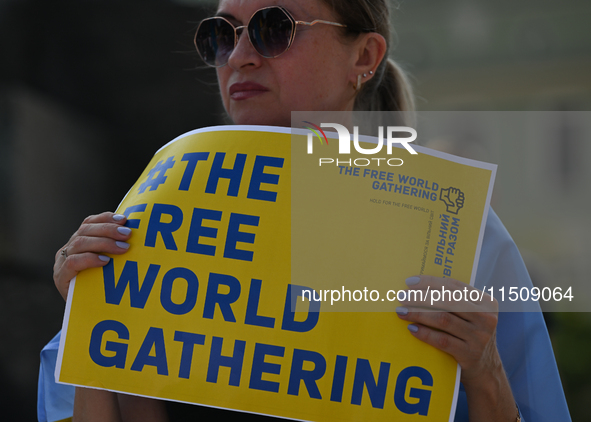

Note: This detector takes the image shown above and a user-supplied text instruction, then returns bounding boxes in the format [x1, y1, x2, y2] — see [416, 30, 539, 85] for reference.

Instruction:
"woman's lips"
[229, 82, 269, 100]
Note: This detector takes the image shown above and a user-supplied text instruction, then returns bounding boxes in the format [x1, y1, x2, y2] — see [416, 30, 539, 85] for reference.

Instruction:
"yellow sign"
[57, 126, 496, 421]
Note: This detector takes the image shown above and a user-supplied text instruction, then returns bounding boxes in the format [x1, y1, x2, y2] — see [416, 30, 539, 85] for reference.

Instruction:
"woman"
[46, 0, 570, 421]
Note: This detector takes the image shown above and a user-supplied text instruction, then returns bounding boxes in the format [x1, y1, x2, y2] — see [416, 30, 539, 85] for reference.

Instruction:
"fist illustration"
[440, 187, 465, 214]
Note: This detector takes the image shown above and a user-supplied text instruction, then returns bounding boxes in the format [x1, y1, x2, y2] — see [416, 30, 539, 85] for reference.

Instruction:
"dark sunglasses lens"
[195, 18, 235, 66]
[248, 7, 293, 58]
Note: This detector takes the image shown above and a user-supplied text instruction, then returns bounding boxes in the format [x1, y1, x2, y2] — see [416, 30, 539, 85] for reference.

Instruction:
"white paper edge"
[470, 164, 497, 287]
[57, 124, 497, 421]
[55, 275, 76, 382]
[448, 364, 462, 422]
[156, 124, 293, 154]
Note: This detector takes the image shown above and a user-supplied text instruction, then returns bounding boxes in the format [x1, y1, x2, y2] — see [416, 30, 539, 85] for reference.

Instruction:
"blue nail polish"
[117, 226, 132, 236]
[407, 324, 419, 333]
[396, 306, 408, 316]
[99, 255, 110, 262]
[116, 241, 130, 250]
[113, 214, 125, 221]
[406, 276, 420, 286]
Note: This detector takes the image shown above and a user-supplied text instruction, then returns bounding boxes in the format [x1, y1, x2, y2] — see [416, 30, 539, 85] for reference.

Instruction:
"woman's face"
[216, 0, 358, 127]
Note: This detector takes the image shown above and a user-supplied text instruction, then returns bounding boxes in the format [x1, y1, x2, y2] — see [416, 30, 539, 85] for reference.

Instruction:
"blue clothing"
[453, 210, 571, 421]
[38, 209, 570, 421]
[38, 332, 74, 422]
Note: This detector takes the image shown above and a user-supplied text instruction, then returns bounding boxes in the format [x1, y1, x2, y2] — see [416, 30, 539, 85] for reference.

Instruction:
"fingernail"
[396, 306, 408, 316]
[117, 226, 132, 236]
[407, 324, 419, 333]
[99, 255, 110, 262]
[116, 241, 130, 250]
[113, 214, 125, 221]
[406, 276, 420, 286]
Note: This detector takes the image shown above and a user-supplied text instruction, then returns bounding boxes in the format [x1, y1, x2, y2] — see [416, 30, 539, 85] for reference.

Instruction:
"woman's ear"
[349, 32, 387, 88]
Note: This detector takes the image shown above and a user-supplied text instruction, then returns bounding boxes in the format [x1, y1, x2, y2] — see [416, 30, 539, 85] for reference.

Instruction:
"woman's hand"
[396, 275, 518, 421]
[396, 275, 499, 383]
[53, 212, 132, 301]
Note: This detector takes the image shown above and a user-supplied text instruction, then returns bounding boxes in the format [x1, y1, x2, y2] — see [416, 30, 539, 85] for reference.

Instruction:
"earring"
[355, 74, 362, 90]
[363, 73, 367, 78]
[369, 70, 373, 75]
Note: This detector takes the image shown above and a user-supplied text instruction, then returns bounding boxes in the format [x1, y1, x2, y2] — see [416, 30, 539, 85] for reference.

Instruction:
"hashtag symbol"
[138, 156, 176, 193]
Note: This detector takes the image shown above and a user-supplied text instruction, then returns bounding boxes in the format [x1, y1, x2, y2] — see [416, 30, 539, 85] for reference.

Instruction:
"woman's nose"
[227, 27, 262, 70]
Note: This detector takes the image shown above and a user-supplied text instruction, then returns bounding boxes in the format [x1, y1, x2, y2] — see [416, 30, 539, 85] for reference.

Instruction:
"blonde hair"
[321, 0, 415, 114]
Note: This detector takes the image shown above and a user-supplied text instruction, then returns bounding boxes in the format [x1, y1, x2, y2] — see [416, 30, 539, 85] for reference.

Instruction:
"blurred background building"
[0, 0, 589, 420]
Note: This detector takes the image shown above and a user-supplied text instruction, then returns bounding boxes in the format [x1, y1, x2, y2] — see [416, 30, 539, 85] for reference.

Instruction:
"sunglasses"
[195, 6, 347, 68]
